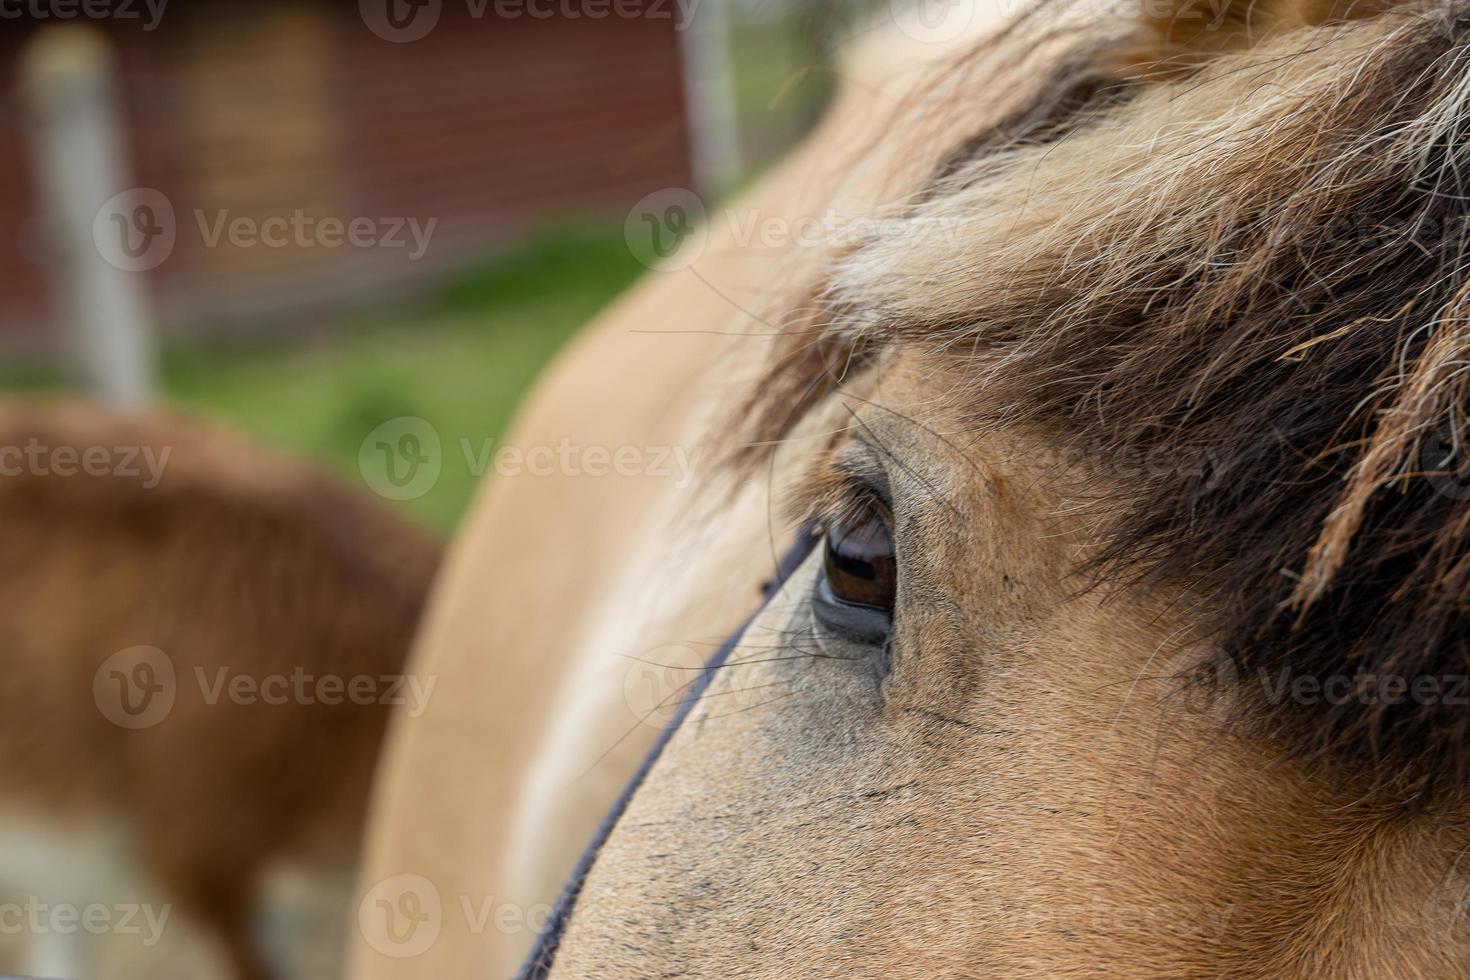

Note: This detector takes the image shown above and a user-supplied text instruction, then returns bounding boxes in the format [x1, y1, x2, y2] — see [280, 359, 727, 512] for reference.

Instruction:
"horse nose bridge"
[514, 532, 819, 980]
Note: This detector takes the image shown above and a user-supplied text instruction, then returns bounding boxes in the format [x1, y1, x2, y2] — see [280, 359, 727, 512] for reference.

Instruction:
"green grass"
[730, 11, 836, 173]
[0, 223, 643, 535]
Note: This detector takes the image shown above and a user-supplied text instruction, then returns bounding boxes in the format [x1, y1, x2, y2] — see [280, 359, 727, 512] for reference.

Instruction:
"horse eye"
[817, 511, 893, 646]
[823, 512, 897, 611]
[814, 509, 896, 645]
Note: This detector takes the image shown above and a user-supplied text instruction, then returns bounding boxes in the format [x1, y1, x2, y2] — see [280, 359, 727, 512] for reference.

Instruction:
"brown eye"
[821, 510, 897, 615]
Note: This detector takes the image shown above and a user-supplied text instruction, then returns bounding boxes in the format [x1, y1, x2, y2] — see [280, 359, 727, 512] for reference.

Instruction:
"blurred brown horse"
[0, 400, 440, 980]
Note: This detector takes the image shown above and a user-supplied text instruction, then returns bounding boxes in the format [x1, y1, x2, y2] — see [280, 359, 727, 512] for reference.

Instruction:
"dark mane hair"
[737, 0, 1470, 799]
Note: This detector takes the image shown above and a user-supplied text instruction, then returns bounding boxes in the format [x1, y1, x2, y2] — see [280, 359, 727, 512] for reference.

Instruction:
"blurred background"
[0, 0, 882, 534]
[0, 1, 897, 976]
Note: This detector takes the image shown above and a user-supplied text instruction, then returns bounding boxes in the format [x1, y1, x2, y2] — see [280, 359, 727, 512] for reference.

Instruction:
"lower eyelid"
[811, 574, 893, 647]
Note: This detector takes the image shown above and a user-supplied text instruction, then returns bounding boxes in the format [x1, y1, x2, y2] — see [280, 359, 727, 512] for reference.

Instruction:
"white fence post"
[21, 24, 158, 406]
[679, 0, 742, 195]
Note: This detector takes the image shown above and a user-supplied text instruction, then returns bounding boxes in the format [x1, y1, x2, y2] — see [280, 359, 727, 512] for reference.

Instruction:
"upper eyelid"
[785, 441, 894, 530]
[835, 442, 894, 511]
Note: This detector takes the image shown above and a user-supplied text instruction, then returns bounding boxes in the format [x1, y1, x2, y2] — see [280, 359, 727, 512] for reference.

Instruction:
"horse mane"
[736, 0, 1470, 800]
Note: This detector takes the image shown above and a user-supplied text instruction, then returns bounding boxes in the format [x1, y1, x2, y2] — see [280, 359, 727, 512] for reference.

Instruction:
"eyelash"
[789, 469, 892, 541]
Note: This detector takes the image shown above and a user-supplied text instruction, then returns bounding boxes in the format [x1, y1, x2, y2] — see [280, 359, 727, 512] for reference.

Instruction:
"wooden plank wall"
[0, 0, 692, 343]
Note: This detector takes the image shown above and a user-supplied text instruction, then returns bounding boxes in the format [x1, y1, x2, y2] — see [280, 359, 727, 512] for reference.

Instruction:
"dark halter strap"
[514, 532, 817, 979]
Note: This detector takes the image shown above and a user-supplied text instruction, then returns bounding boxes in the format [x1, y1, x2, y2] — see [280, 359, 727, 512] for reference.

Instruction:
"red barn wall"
[0, 0, 692, 346]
